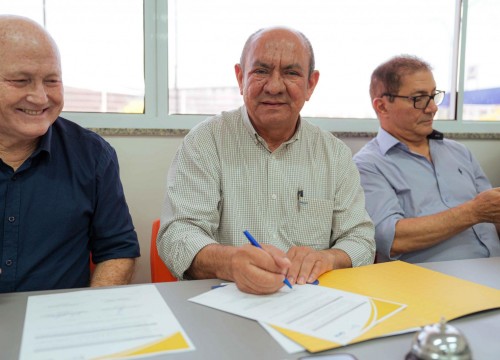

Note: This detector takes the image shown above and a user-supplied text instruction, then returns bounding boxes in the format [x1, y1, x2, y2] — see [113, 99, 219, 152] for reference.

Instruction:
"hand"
[471, 188, 500, 223]
[230, 244, 291, 295]
[285, 247, 337, 285]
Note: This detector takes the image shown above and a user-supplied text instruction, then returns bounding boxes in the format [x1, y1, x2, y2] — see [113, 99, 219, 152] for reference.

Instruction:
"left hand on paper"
[286, 247, 352, 285]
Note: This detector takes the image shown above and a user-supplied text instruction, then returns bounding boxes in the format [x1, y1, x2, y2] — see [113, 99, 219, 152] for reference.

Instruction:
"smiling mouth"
[262, 101, 285, 106]
[20, 109, 45, 115]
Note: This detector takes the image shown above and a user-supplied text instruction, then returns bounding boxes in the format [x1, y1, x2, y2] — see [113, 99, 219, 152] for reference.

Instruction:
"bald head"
[240, 26, 315, 78]
[0, 15, 61, 65]
[0, 15, 64, 147]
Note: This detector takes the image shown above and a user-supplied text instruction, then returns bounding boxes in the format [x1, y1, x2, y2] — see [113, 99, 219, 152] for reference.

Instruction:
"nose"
[264, 70, 285, 94]
[424, 97, 439, 113]
[26, 81, 49, 104]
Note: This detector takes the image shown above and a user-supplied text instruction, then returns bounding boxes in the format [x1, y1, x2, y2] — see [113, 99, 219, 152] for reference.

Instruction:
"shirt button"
[271, 194, 277, 200]
[8, 216, 15, 223]
[5, 259, 13, 266]
[11, 175, 17, 181]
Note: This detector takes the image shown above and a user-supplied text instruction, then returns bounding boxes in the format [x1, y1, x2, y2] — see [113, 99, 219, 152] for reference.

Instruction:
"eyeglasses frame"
[381, 90, 445, 109]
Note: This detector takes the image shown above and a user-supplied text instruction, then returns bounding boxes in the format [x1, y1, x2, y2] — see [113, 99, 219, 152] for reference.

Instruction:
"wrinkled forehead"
[246, 30, 309, 67]
[399, 70, 436, 92]
[263, 37, 301, 54]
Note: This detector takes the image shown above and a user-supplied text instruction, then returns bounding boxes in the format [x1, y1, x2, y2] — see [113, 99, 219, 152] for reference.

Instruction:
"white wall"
[105, 135, 500, 284]
[104, 135, 184, 284]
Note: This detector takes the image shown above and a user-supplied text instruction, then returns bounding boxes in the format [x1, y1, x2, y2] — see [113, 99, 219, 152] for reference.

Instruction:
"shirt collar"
[32, 121, 54, 159]
[427, 129, 444, 140]
[241, 105, 256, 138]
[376, 128, 401, 155]
[241, 105, 302, 145]
[377, 127, 444, 155]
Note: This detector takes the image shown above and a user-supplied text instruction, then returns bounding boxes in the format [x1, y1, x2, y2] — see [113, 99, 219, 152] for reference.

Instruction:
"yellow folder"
[277, 261, 500, 353]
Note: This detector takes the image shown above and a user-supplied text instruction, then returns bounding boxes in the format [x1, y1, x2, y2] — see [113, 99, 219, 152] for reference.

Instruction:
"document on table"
[189, 283, 405, 346]
[19, 284, 194, 360]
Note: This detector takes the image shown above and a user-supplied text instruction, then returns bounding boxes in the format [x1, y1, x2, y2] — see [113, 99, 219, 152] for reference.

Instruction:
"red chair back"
[150, 219, 177, 282]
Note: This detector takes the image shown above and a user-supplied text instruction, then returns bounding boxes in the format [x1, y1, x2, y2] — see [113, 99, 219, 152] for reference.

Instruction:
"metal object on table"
[405, 317, 472, 360]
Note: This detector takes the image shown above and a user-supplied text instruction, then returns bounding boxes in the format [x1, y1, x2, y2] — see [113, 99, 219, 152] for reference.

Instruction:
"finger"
[285, 246, 308, 285]
[295, 253, 319, 284]
[296, 250, 334, 284]
[304, 259, 323, 284]
[286, 257, 303, 285]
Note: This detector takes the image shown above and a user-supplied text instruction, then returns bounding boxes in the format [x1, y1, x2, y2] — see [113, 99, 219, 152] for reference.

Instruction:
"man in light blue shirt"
[354, 55, 500, 263]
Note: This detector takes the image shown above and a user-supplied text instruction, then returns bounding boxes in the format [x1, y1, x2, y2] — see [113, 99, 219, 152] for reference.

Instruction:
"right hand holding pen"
[230, 244, 291, 295]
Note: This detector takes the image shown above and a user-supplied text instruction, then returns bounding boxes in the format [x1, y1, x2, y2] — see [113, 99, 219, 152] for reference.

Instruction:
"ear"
[372, 97, 388, 116]
[235, 64, 244, 95]
[305, 70, 320, 101]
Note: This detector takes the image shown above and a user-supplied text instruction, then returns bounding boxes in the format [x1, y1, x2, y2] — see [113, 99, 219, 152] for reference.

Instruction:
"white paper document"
[20, 284, 194, 360]
[189, 283, 405, 346]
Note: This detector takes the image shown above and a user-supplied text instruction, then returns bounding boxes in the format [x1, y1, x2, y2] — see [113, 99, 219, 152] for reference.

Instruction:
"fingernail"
[298, 276, 305, 284]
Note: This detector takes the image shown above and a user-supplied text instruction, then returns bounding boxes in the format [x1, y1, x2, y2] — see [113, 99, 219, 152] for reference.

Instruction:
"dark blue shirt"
[0, 117, 140, 292]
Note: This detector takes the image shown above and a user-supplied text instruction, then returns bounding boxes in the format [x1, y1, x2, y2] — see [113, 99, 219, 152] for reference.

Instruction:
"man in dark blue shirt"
[0, 15, 140, 292]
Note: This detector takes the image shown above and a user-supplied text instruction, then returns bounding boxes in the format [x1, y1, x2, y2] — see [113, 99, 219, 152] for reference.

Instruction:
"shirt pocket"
[282, 197, 335, 249]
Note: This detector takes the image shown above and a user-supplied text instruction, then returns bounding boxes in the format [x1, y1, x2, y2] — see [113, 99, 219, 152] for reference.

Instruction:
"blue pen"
[243, 230, 293, 289]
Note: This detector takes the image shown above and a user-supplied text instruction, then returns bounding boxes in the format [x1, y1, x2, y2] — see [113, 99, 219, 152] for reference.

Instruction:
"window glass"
[5, 0, 500, 127]
[463, 0, 500, 121]
[0, 0, 144, 114]
[168, 0, 455, 120]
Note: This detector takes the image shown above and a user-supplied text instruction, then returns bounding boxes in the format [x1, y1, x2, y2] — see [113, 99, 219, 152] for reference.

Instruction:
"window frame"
[63, 0, 500, 135]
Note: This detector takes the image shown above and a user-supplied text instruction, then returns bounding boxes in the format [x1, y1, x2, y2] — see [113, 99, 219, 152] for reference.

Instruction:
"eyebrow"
[283, 63, 304, 71]
[251, 61, 271, 69]
[3, 70, 61, 79]
[251, 61, 304, 72]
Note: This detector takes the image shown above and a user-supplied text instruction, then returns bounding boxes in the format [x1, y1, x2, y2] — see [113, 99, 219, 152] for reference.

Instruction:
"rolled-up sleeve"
[90, 145, 140, 263]
[330, 144, 376, 266]
[354, 156, 404, 262]
[157, 126, 221, 279]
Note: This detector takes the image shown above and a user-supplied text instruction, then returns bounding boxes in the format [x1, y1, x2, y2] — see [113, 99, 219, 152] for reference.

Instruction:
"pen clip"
[297, 190, 304, 211]
[297, 190, 304, 199]
[297, 189, 305, 211]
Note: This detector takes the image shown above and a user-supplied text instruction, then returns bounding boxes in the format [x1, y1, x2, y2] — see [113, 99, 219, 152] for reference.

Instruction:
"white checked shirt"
[158, 106, 375, 279]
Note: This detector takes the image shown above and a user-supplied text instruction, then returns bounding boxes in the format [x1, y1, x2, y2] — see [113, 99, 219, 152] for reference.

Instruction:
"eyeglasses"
[381, 90, 445, 109]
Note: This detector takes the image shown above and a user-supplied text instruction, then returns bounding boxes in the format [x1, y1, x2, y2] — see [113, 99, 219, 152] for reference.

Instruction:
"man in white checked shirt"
[158, 27, 375, 294]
